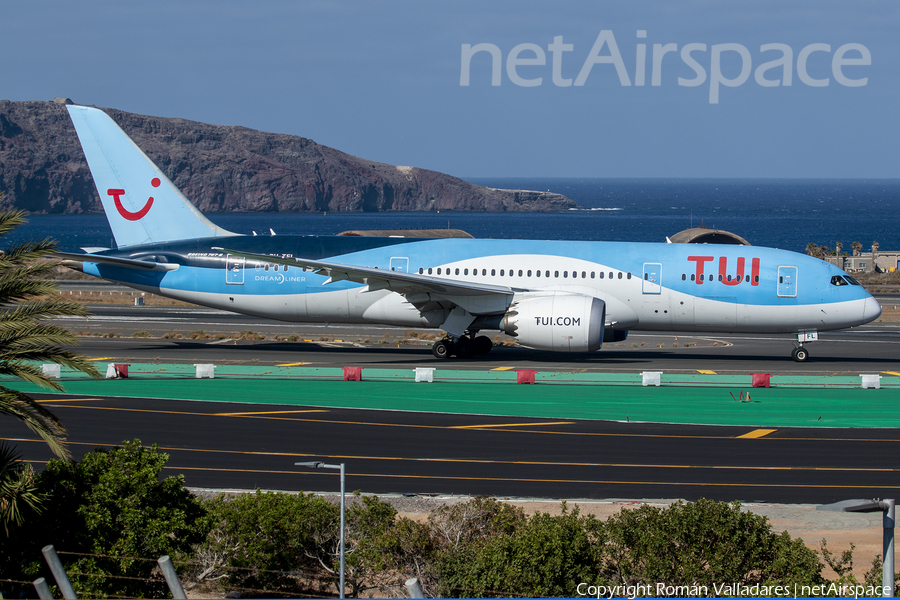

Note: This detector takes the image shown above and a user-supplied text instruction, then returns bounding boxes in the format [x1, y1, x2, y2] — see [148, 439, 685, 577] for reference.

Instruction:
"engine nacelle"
[500, 293, 606, 352]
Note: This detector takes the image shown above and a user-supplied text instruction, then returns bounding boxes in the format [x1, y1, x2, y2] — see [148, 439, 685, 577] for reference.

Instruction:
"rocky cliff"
[0, 100, 576, 214]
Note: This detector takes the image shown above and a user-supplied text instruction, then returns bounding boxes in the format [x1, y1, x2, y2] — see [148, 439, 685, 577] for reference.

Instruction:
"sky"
[3, 1, 898, 179]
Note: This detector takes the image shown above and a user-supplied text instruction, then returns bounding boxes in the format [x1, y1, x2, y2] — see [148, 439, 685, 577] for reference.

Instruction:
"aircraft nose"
[862, 297, 882, 324]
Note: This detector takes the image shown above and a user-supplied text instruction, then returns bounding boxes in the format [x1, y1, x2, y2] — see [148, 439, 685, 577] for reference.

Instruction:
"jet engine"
[498, 293, 606, 352]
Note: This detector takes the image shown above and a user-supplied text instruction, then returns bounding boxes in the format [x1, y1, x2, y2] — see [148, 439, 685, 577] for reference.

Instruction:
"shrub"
[22, 440, 208, 598]
[597, 499, 825, 590]
[200, 491, 339, 595]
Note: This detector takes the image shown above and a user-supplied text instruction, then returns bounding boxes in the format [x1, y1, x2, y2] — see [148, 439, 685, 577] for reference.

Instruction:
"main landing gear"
[791, 330, 818, 362]
[432, 334, 493, 359]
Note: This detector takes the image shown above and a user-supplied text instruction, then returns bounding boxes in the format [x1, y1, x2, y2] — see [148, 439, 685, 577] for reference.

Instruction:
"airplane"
[55, 105, 882, 362]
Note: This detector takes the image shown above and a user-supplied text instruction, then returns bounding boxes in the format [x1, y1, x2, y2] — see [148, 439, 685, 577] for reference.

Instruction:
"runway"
[5, 392, 898, 505]
[1, 300, 894, 504]
[54, 303, 900, 374]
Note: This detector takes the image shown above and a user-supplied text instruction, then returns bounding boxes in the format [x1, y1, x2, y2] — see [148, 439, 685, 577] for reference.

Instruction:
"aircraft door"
[642, 263, 662, 294]
[390, 257, 409, 273]
[777, 266, 797, 297]
[226, 254, 244, 285]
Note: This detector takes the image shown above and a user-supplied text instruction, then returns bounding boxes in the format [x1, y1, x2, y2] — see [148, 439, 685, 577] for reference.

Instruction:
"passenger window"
[437, 268, 442, 275]
[264, 264, 269, 271]
[536, 270, 541, 277]
[609, 272, 614, 279]
[618, 272, 622, 279]
[564, 271, 568, 278]
[527, 270, 532, 277]
[691, 274, 695, 281]
[464, 268, 469, 275]
[582, 271, 586, 278]
[718, 275, 723, 282]
[545, 270, 550, 278]
[627, 273, 631, 280]
[599, 272, 604, 279]
[681, 274, 686, 281]
[500, 269, 505, 276]
[491, 269, 496, 276]
[455, 268, 460, 275]
[428, 268, 433, 275]
[591, 272, 595, 279]
[518, 270, 523, 277]
[482, 269, 487, 276]
[274, 265, 279, 271]
[555, 271, 560, 278]
[754, 275, 759, 283]
[745, 275, 749, 282]
[418, 267, 424, 274]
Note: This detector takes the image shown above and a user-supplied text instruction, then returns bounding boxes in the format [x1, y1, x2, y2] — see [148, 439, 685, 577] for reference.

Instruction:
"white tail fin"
[67, 105, 237, 248]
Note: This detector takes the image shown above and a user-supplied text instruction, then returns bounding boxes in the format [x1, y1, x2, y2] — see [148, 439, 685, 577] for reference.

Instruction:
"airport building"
[823, 251, 900, 273]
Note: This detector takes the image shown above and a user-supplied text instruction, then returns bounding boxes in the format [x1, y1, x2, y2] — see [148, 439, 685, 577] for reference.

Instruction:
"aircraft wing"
[213, 247, 518, 298]
[52, 252, 180, 272]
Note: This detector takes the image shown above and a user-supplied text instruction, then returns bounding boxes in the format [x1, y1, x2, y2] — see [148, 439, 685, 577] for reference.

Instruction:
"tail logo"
[107, 178, 160, 221]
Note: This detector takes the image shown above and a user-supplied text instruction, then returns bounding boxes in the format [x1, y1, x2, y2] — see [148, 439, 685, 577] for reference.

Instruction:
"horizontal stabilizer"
[53, 251, 179, 272]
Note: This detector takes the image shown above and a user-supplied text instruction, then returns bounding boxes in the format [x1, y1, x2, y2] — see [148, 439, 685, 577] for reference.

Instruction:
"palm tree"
[0, 442, 42, 535]
[0, 207, 99, 460]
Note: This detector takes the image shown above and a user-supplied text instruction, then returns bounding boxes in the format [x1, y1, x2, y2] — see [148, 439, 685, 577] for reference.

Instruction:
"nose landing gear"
[791, 330, 817, 362]
[791, 346, 809, 362]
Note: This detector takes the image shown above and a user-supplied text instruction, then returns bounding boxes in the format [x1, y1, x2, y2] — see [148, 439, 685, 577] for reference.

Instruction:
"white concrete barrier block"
[42, 364, 61, 378]
[194, 364, 215, 379]
[414, 367, 435, 383]
[641, 371, 662, 387]
[860, 374, 881, 389]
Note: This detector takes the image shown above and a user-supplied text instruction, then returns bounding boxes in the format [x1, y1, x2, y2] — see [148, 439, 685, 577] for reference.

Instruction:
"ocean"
[3, 178, 899, 254]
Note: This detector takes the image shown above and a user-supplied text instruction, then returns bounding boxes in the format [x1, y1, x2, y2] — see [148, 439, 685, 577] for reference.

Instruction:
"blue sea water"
[3, 178, 899, 254]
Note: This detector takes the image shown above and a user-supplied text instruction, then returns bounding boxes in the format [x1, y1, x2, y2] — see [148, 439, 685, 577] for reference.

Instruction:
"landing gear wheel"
[792, 347, 809, 362]
[454, 337, 475, 359]
[473, 335, 493, 355]
[432, 339, 453, 359]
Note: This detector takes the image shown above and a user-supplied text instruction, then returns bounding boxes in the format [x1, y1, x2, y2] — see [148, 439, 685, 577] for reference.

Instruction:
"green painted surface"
[7, 363, 900, 428]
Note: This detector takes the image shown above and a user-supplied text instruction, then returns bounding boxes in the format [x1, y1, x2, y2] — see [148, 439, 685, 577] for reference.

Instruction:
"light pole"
[818, 499, 895, 597]
[296, 461, 346, 599]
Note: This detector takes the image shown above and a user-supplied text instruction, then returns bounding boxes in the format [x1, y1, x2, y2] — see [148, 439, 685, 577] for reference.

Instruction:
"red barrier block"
[114, 364, 131, 378]
[342, 366, 363, 381]
[516, 370, 536, 384]
[752, 373, 771, 388]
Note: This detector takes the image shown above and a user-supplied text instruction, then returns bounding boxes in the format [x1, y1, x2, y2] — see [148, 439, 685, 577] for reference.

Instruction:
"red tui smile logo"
[108, 177, 160, 221]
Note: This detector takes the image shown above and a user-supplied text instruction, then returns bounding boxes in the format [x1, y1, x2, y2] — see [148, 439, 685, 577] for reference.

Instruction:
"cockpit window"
[844, 275, 861, 286]
[830, 275, 849, 286]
